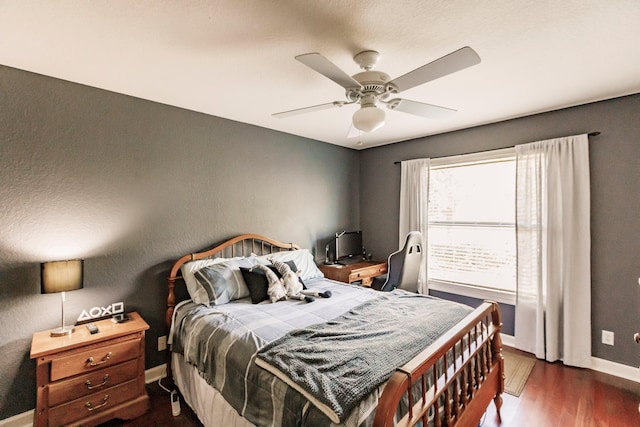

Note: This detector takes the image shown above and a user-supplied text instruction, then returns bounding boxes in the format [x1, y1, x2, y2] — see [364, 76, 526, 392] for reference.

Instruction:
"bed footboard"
[373, 301, 503, 427]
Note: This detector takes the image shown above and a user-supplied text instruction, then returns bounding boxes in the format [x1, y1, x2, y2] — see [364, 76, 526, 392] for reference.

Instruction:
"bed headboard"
[166, 233, 301, 329]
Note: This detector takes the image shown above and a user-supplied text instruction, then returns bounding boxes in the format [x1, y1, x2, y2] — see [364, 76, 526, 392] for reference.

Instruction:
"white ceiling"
[1, 1, 639, 149]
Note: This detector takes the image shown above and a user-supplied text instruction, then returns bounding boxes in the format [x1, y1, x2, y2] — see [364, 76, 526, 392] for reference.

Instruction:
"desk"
[318, 260, 387, 287]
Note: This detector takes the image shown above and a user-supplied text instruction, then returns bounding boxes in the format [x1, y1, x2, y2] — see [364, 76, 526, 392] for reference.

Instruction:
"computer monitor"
[335, 230, 363, 262]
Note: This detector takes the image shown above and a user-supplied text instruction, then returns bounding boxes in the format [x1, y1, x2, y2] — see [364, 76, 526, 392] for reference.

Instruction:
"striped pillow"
[191, 257, 253, 305]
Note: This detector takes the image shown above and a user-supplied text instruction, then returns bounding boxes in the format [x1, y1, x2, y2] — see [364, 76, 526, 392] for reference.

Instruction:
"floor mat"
[503, 351, 536, 397]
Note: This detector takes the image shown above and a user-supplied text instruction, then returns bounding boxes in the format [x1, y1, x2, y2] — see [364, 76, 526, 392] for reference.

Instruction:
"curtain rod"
[393, 131, 600, 164]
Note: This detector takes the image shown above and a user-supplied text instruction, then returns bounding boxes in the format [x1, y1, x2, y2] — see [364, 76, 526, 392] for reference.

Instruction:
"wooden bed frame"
[166, 233, 503, 427]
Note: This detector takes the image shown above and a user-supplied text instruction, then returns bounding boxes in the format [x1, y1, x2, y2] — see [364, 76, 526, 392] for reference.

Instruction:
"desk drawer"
[50, 339, 140, 381]
[48, 359, 138, 406]
[49, 379, 139, 426]
[348, 264, 387, 282]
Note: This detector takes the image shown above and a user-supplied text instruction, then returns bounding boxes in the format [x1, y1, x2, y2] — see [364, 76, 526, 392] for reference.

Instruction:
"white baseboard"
[591, 357, 640, 383]
[0, 364, 169, 427]
[144, 363, 167, 383]
[0, 410, 33, 427]
[500, 333, 639, 383]
[500, 333, 515, 348]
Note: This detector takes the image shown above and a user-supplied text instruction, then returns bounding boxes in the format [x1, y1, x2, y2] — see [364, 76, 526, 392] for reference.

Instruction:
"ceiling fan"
[273, 47, 481, 134]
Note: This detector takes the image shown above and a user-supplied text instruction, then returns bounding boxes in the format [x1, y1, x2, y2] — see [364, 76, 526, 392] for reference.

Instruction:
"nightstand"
[318, 260, 387, 286]
[30, 312, 150, 427]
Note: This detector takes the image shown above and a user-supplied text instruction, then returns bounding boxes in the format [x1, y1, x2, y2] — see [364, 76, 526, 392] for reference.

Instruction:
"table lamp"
[41, 259, 84, 337]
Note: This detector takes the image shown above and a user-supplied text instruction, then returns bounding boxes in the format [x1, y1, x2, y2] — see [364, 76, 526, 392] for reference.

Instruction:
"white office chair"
[371, 231, 424, 293]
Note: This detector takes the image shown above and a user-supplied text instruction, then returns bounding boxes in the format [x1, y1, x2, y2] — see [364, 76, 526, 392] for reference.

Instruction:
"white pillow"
[182, 256, 254, 305]
[181, 257, 237, 297]
[253, 249, 324, 281]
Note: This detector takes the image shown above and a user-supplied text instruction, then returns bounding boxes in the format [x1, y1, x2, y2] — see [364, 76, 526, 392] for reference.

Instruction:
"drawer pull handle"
[85, 395, 109, 411]
[87, 352, 112, 367]
[85, 374, 109, 389]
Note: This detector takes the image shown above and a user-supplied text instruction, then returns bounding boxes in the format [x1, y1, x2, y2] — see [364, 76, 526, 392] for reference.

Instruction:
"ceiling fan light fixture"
[352, 106, 385, 133]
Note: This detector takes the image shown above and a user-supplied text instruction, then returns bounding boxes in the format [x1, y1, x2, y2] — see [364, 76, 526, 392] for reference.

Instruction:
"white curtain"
[399, 158, 430, 293]
[514, 134, 591, 368]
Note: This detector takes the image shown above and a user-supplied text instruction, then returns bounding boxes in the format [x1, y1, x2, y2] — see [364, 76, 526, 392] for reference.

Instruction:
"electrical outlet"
[602, 330, 614, 346]
[158, 335, 167, 351]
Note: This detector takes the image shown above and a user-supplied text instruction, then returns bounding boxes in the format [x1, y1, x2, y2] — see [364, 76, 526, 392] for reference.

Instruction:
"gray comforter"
[256, 292, 472, 423]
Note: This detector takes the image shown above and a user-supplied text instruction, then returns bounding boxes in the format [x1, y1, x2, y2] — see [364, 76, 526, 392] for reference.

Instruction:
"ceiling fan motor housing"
[346, 70, 392, 102]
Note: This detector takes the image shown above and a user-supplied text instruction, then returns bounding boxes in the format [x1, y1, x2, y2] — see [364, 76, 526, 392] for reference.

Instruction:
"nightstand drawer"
[49, 379, 139, 426]
[48, 359, 139, 406]
[50, 338, 140, 381]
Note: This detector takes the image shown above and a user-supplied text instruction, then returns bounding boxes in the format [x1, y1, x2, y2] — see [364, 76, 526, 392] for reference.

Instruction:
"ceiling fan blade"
[273, 101, 343, 118]
[388, 46, 481, 93]
[295, 53, 362, 90]
[387, 98, 457, 119]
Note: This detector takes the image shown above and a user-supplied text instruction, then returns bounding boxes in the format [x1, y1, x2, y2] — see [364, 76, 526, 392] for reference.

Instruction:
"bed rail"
[373, 301, 503, 427]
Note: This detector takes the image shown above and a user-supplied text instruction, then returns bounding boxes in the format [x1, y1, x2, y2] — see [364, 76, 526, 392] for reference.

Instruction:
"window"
[427, 148, 516, 303]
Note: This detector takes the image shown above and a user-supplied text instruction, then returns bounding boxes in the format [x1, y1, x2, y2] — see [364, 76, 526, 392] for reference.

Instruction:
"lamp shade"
[41, 260, 84, 294]
[352, 106, 385, 133]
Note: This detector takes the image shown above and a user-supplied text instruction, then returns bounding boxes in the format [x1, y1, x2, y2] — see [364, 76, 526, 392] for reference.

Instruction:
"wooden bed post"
[166, 277, 176, 331]
[490, 301, 504, 420]
[165, 275, 176, 388]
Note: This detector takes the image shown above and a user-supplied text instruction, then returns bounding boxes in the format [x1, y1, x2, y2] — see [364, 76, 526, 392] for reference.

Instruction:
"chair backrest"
[382, 231, 424, 293]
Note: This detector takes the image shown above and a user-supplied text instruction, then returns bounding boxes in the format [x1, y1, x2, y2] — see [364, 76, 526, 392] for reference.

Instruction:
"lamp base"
[50, 326, 75, 337]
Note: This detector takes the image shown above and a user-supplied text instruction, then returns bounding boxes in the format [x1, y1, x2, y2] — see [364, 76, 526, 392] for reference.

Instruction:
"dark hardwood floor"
[483, 348, 640, 427]
[98, 379, 202, 427]
[101, 350, 640, 426]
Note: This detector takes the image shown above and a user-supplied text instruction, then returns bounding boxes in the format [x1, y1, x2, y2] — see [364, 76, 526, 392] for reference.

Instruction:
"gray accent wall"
[0, 65, 360, 419]
[360, 93, 640, 368]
